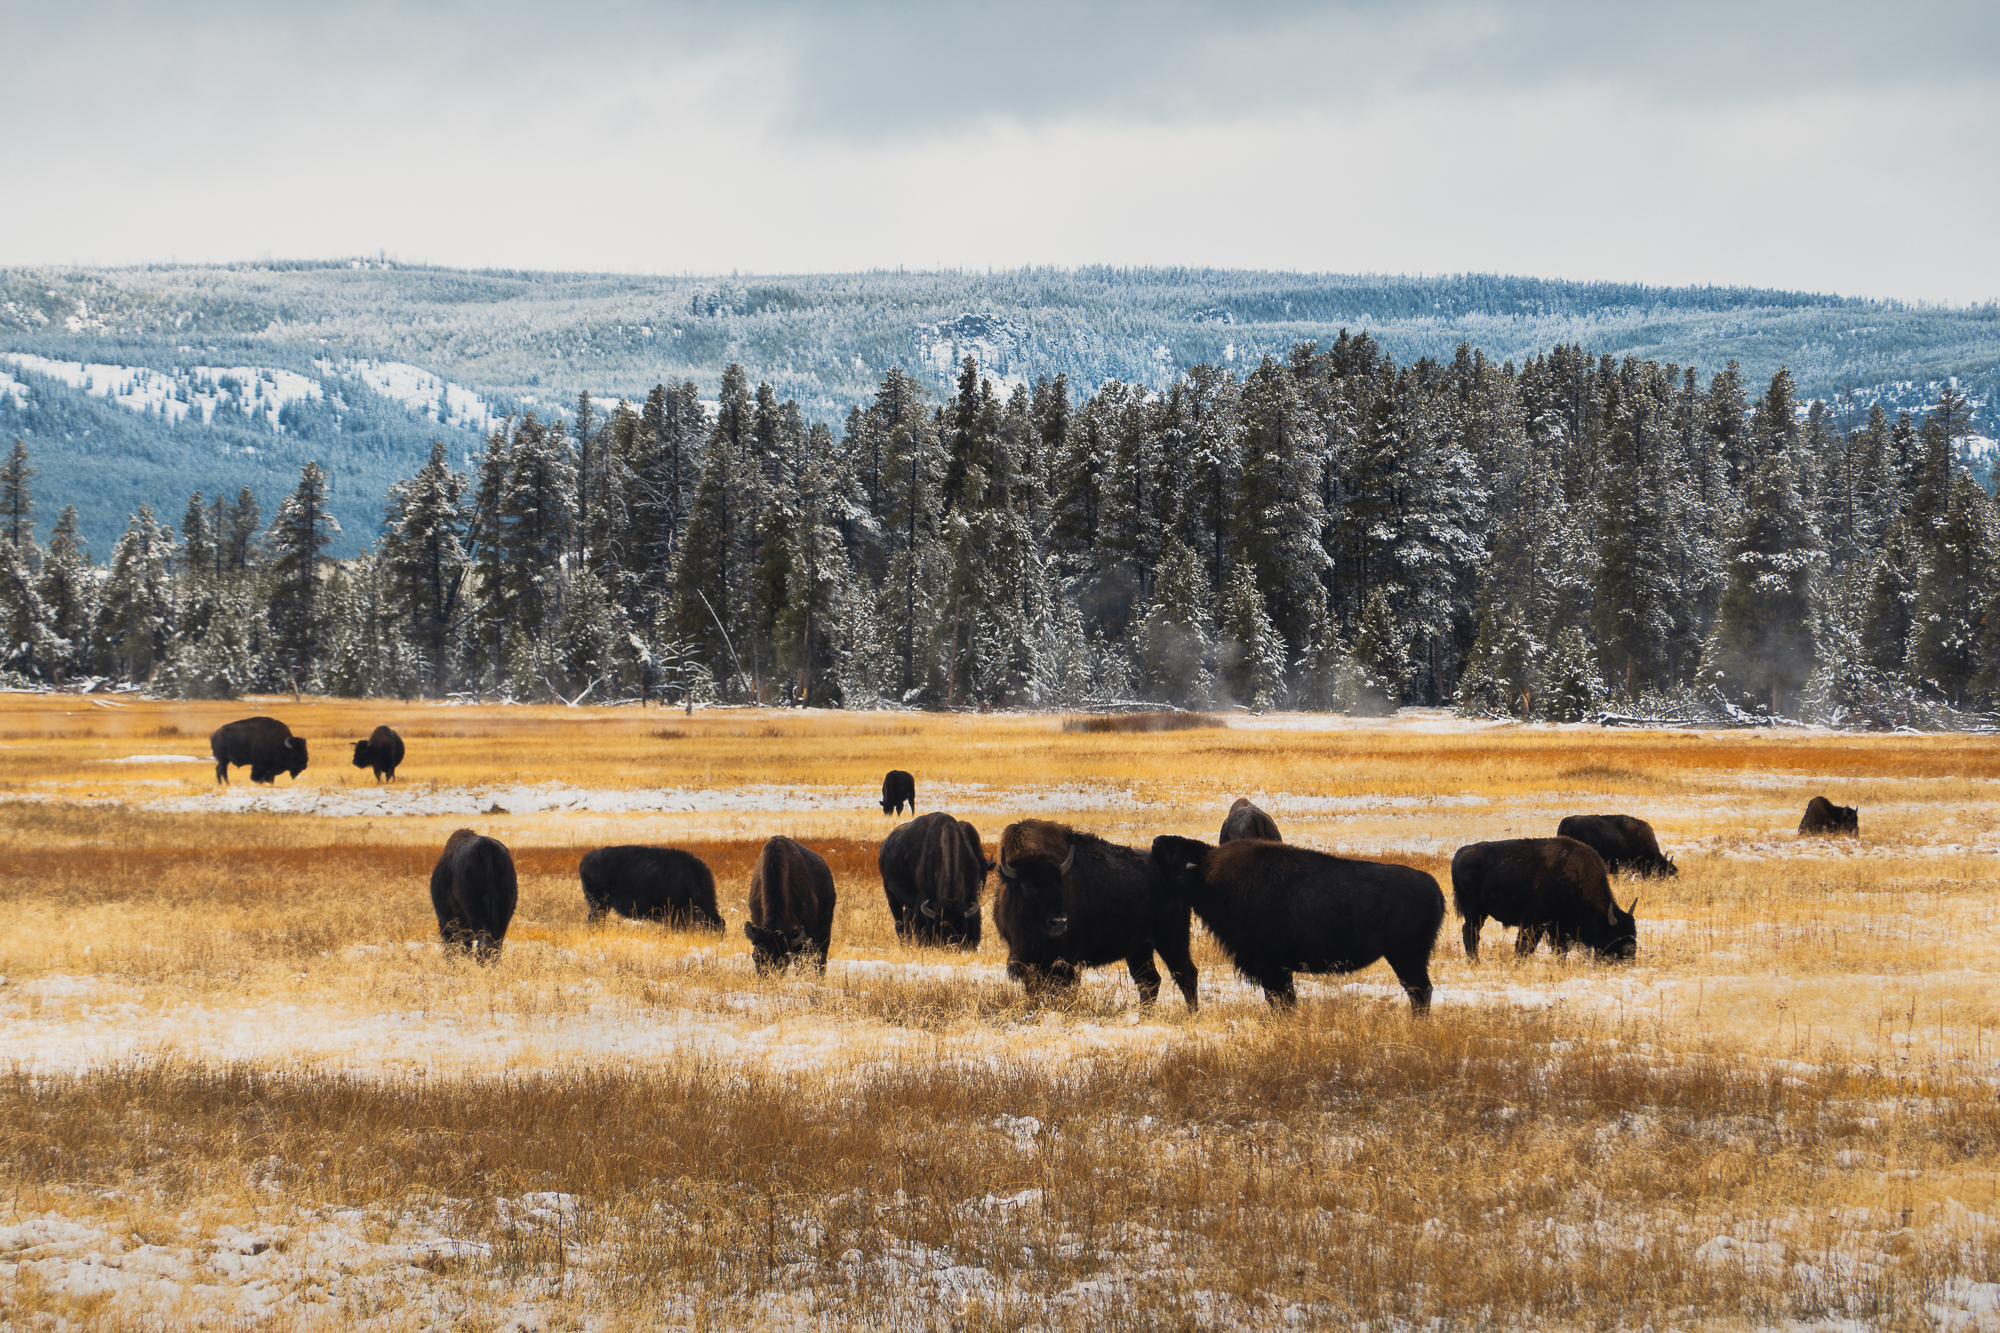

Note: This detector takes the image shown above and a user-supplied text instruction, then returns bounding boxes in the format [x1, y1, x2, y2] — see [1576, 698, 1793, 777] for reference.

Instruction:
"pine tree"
[1542, 625, 1601, 722]
[0, 535, 61, 682]
[1859, 515, 1924, 675]
[1131, 536, 1215, 706]
[1, 439, 34, 551]
[1709, 454, 1822, 714]
[1229, 355, 1328, 659]
[265, 462, 341, 689]
[35, 506, 94, 679]
[381, 441, 471, 695]
[1215, 562, 1287, 710]
[1350, 586, 1412, 712]
[1908, 472, 1994, 706]
[97, 506, 176, 682]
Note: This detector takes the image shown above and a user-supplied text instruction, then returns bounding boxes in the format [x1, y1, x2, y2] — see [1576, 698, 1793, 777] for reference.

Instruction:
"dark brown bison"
[1152, 836, 1443, 1012]
[880, 769, 916, 816]
[579, 845, 723, 931]
[209, 716, 308, 785]
[1452, 837, 1637, 961]
[1798, 796, 1859, 836]
[430, 828, 518, 963]
[351, 725, 405, 782]
[1219, 797, 1281, 843]
[992, 819, 1198, 1009]
[1556, 813, 1677, 877]
[878, 812, 990, 948]
[744, 836, 836, 975]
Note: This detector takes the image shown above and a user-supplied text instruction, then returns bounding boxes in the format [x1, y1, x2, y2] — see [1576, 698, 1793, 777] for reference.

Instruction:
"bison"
[1451, 837, 1637, 961]
[430, 828, 518, 963]
[579, 845, 724, 931]
[1555, 813, 1677, 877]
[209, 716, 308, 785]
[1219, 797, 1281, 843]
[992, 819, 1198, 1009]
[1798, 796, 1859, 836]
[878, 811, 990, 948]
[880, 769, 916, 816]
[744, 836, 837, 975]
[1152, 836, 1443, 1012]
[351, 725, 405, 782]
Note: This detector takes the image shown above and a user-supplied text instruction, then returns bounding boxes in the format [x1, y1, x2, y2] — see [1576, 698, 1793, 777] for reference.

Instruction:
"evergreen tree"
[264, 461, 340, 688]
[1908, 472, 1994, 705]
[381, 441, 471, 695]
[1229, 355, 1328, 658]
[35, 506, 94, 679]
[1131, 536, 1215, 706]
[1859, 515, 1925, 675]
[1709, 454, 1822, 714]
[97, 506, 176, 682]
[1, 439, 34, 552]
[1215, 561, 1287, 710]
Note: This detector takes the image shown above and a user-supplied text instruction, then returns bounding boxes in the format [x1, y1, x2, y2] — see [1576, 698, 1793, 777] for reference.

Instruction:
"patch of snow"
[101, 754, 204, 764]
[1, 353, 320, 431]
[315, 357, 496, 434]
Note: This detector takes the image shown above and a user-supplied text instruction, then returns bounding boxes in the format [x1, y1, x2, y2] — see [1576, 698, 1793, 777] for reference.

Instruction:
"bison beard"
[351, 725, 405, 782]
[1218, 797, 1282, 844]
[209, 716, 309, 785]
[878, 811, 989, 949]
[745, 836, 837, 975]
[992, 820, 1198, 1009]
[1452, 837, 1637, 961]
[1798, 796, 1859, 836]
[430, 828, 518, 963]
[1151, 835, 1443, 1012]
[1555, 813, 1677, 877]
[579, 845, 724, 932]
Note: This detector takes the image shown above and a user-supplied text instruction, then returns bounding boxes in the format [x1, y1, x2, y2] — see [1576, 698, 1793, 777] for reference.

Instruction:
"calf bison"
[1452, 837, 1637, 961]
[209, 716, 308, 785]
[1219, 797, 1281, 843]
[1152, 836, 1443, 1012]
[880, 769, 916, 816]
[350, 725, 405, 782]
[1556, 813, 1677, 877]
[1798, 796, 1859, 836]
[744, 836, 836, 975]
[878, 811, 990, 948]
[430, 828, 518, 963]
[993, 819, 1198, 1009]
[579, 845, 724, 931]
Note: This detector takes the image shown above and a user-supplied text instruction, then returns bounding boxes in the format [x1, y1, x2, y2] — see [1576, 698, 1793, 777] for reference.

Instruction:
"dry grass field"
[2, 694, 1999, 1330]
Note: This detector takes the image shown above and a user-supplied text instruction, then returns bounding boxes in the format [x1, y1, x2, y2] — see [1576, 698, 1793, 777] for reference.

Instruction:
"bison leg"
[1462, 916, 1484, 961]
[1514, 924, 1545, 957]
[215, 758, 229, 784]
[1124, 953, 1163, 1007]
[1260, 971, 1299, 1009]
[1156, 940, 1200, 1012]
[1386, 954, 1434, 1015]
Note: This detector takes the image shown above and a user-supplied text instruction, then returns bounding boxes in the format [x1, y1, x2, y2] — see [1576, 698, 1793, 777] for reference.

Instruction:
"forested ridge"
[0, 333, 1993, 725]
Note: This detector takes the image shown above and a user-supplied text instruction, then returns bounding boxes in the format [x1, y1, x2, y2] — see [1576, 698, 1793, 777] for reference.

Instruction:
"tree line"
[0, 334, 1990, 725]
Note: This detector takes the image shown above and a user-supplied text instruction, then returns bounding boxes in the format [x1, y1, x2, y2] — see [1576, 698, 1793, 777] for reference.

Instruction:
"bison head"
[1149, 835, 1212, 895]
[283, 735, 309, 779]
[351, 739, 375, 769]
[996, 821, 1076, 937]
[1580, 894, 1638, 960]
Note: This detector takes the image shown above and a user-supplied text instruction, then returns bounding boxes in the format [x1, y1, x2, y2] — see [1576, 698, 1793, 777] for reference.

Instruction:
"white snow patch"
[101, 753, 204, 764]
[1, 353, 320, 431]
[316, 357, 496, 434]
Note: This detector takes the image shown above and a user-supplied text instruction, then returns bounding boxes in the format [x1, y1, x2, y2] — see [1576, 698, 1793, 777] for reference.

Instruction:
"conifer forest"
[3, 324, 1994, 728]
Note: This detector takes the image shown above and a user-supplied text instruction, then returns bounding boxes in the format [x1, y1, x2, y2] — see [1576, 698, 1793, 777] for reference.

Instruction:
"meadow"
[1, 695, 1998, 1330]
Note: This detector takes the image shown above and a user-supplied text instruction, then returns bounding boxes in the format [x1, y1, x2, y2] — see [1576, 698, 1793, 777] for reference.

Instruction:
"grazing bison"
[880, 769, 916, 816]
[579, 845, 724, 932]
[1219, 797, 1281, 844]
[1798, 796, 1859, 836]
[430, 828, 518, 963]
[209, 716, 308, 785]
[992, 819, 1198, 1009]
[1452, 837, 1637, 961]
[1152, 836, 1443, 1012]
[350, 725, 405, 782]
[1556, 813, 1677, 877]
[878, 812, 990, 948]
[744, 836, 837, 975]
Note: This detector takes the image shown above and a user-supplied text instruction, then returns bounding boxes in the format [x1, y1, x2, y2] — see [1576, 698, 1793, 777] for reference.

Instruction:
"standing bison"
[745, 836, 837, 975]
[1219, 797, 1282, 843]
[992, 819, 1198, 1009]
[880, 769, 916, 816]
[430, 828, 518, 963]
[878, 811, 990, 948]
[579, 845, 724, 932]
[1152, 836, 1443, 1012]
[1556, 814, 1677, 877]
[351, 725, 405, 782]
[1798, 796, 1859, 835]
[209, 716, 309, 785]
[1452, 837, 1637, 961]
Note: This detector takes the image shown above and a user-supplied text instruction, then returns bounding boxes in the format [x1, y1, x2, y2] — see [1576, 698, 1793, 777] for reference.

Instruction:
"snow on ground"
[314, 357, 496, 434]
[0, 352, 321, 431]
[101, 753, 205, 765]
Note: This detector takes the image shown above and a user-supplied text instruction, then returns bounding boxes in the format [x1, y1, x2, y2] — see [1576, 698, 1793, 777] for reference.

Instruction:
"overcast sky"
[7, 1, 1996, 302]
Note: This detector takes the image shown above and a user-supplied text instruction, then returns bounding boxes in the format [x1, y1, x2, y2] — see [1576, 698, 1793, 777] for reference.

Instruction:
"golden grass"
[3, 696, 2000, 1327]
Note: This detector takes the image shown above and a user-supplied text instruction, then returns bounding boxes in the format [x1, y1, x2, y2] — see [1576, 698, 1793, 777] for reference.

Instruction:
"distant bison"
[878, 811, 990, 948]
[745, 836, 836, 975]
[430, 828, 518, 963]
[1219, 797, 1281, 844]
[993, 819, 1198, 1009]
[209, 716, 308, 785]
[1153, 836, 1443, 1012]
[579, 845, 723, 931]
[1798, 796, 1859, 836]
[881, 769, 916, 816]
[1452, 837, 1637, 961]
[351, 725, 405, 782]
[1556, 813, 1677, 877]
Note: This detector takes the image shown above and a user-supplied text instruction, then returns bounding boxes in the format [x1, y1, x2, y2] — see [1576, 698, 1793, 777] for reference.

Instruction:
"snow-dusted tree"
[1541, 625, 1602, 722]
[1215, 562, 1287, 711]
[264, 461, 340, 689]
[35, 506, 95, 679]
[1131, 535, 1215, 706]
[1350, 586, 1411, 712]
[97, 505, 176, 682]
[675, 366, 759, 695]
[1907, 472, 1995, 706]
[1229, 355, 1327, 658]
[0, 537, 61, 682]
[381, 441, 471, 695]
[1709, 454, 1822, 715]
[775, 422, 854, 705]
[1859, 515, 1924, 675]
[1, 439, 34, 552]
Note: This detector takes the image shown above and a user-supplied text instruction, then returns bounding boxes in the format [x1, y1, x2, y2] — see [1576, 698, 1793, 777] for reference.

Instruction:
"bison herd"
[411, 770, 1865, 1015]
